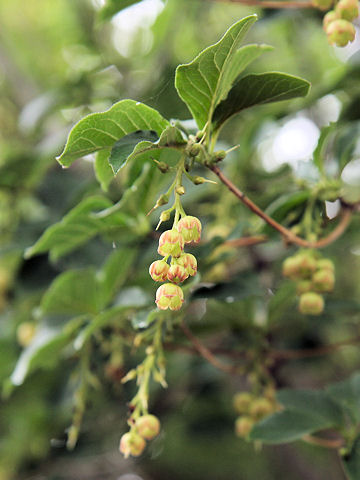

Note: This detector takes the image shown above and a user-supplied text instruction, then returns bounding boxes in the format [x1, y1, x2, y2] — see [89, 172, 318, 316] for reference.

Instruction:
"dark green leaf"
[109, 130, 159, 174]
[175, 16, 259, 129]
[250, 409, 333, 444]
[57, 100, 169, 167]
[213, 72, 310, 130]
[263, 191, 310, 234]
[343, 435, 360, 480]
[277, 389, 346, 427]
[327, 372, 360, 423]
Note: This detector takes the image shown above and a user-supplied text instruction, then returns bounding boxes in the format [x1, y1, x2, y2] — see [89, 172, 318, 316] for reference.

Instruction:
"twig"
[210, 164, 353, 249]
[225, 235, 268, 247]
[302, 434, 345, 449]
[207, 0, 313, 7]
[269, 335, 360, 360]
[180, 320, 242, 375]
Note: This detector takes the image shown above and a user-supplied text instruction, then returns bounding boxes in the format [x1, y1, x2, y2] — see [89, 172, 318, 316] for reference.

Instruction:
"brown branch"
[179, 320, 242, 375]
[225, 235, 268, 247]
[165, 333, 360, 363]
[270, 335, 360, 360]
[302, 434, 345, 449]
[208, 0, 313, 7]
[210, 164, 353, 249]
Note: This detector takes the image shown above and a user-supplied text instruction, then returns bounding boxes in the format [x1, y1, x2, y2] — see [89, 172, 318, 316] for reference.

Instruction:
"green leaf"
[313, 123, 336, 174]
[263, 190, 310, 234]
[57, 99, 169, 167]
[249, 409, 334, 444]
[175, 16, 259, 129]
[109, 130, 159, 174]
[327, 372, 360, 423]
[213, 72, 311, 130]
[74, 307, 130, 351]
[343, 435, 360, 480]
[10, 318, 83, 386]
[94, 149, 114, 191]
[25, 196, 130, 261]
[99, 247, 137, 306]
[40, 268, 102, 316]
[277, 389, 346, 427]
[98, 0, 142, 21]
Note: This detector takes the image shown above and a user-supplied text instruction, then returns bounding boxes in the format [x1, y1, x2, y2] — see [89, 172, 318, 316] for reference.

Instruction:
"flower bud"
[176, 186, 185, 195]
[155, 161, 170, 173]
[158, 229, 184, 257]
[188, 143, 201, 157]
[167, 264, 189, 283]
[177, 216, 202, 244]
[326, 19, 356, 46]
[155, 283, 184, 311]
[16, 322, 37, 347]
[136, 414, 160, 440]
[177, 253, 197, 276]
[312, 269, 335, 292]
[323, 10, 339, 30]
[282, 256, 302, 279]
[296, 280, 312, 295]
[119, 432, 146, 458]
[149, 259, 170, 282]
[156, 194, 169, 207]
[235, 416, 254, 438]
[296, 253, 317, 277]
[316, 258, 335, 272]
[233, 392, 254, 414]
[214, 150, 226, 162]
[249, 397, 274, 420]
[312, 0, 334, 10]
[336, 0, 359, 20]
[299, 292, 324, 315]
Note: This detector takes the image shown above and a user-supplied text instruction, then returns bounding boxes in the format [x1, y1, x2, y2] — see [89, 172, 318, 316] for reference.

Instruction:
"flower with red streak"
[178, 253, 197, 276]
[167, 264, 188, 283]
[149, 259, 169, 282]
[155, 283, 184, 311]
[177, 216, 202, 244]
[158, 229, 184, 257]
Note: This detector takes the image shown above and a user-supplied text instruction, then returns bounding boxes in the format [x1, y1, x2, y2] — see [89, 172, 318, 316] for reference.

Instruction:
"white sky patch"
[334, 25, 360, 62]
[341, 158, 360, 185]
[260, 117, 320, 172]
[325, 199, 341, 219]
[111, 0, 164, 57]
[315, 94, 342, 125]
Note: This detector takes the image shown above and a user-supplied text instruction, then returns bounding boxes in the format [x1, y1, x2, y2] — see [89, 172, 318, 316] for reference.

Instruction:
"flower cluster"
[119, 414, 160, 458]
[282, 251, 335, 315]
[149, 216, 201, 311]
[322, 0, 358, 46]
[233, 389, 278, 438]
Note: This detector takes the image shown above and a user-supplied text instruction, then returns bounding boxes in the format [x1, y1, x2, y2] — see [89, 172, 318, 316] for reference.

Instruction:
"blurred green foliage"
[0, 0, 360, 479]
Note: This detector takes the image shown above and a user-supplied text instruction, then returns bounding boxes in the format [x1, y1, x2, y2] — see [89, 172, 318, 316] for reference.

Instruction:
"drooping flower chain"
[149, 215, 201, 311]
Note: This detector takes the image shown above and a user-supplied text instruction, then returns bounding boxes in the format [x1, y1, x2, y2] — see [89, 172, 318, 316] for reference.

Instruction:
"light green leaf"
[213, 72, 311, 130]
[249, 409, 334, 444]
[40, 268, 102, 316]
[10, 318, 83, 386]
[57, 99, 169, 167]
[74, 307, 130, 351]
[25, 196, 130, 261]
[109, 130, 159, 174]
[175, 15, 258, 129]
[313, 123, 336, 174]
[94, 149, 114, 191]
[343, 435, 360, 480]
